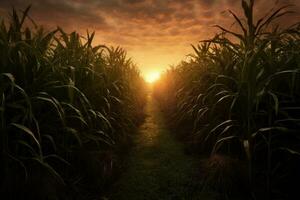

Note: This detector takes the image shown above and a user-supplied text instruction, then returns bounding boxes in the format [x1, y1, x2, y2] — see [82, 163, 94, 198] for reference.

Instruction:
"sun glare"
[145, 71, 161, 83]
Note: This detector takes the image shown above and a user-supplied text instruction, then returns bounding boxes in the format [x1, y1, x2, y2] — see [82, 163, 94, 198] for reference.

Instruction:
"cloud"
[0, 0, 299, 75]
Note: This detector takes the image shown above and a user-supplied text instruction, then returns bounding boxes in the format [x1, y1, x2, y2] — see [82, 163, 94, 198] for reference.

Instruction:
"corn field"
[154, 0, 300, 199]
[0, 7, 147, 199]
[2, 1, 300, 199]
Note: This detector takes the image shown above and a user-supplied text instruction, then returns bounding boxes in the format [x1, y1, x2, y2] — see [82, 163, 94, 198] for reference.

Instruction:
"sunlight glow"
[145, 71, 161, 83]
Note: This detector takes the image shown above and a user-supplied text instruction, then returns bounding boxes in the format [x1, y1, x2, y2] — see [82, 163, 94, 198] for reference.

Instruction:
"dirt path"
[109, 94, 213, 200]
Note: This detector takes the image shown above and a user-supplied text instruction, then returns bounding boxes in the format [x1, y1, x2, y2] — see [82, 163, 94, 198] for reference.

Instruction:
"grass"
[109, 94, 213, 200]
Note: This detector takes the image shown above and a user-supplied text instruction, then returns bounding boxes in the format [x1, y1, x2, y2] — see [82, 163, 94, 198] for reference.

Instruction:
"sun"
[145, 71, 161, 83]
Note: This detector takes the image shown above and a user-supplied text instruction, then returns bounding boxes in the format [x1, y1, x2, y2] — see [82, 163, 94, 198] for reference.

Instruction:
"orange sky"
[1, 0, 299, 77]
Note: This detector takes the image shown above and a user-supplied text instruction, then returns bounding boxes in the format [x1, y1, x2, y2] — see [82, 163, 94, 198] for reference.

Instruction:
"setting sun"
[145, 71, 161, 83]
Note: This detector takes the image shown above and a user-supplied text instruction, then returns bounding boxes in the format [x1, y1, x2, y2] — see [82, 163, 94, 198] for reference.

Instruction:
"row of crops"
[0, 7, 147, 199]
[154, 0, 300, 199]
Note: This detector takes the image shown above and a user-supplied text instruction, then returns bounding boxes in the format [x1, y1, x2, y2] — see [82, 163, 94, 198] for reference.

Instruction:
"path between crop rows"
[109, 94, 213, 200]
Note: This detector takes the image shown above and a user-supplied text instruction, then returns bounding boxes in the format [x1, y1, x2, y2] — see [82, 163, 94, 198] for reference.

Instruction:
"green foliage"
[154, 0, 300, 199]
[0, 7, 146, 199]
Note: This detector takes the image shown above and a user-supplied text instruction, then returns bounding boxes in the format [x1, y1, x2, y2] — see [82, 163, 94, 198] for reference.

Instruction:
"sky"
[0, 0, 299, 78]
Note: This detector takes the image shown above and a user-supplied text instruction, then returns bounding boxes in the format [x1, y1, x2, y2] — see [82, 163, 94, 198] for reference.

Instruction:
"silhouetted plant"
[154, 0, 300, 199]
[0, 6, 146, 199]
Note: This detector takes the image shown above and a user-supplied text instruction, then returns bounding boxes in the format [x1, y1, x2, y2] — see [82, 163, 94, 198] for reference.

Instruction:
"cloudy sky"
[0, 0, 299, 77]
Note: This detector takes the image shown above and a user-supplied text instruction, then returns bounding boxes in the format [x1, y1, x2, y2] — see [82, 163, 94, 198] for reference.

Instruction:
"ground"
[109, 94, 214, 200]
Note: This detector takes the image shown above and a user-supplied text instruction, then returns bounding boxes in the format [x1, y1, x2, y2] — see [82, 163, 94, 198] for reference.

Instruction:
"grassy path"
[109, 94, 212, 200]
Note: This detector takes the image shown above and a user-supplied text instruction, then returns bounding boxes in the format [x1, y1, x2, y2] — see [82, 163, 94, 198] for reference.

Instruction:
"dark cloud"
[0, 0, 299, 74]
[122, 0, 146, 5]
[0, 0, 109, 30]
[1, 0, 298, 35]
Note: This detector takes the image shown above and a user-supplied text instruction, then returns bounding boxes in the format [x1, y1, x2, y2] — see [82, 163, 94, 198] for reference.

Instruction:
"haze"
[0, 0, 299, 77]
